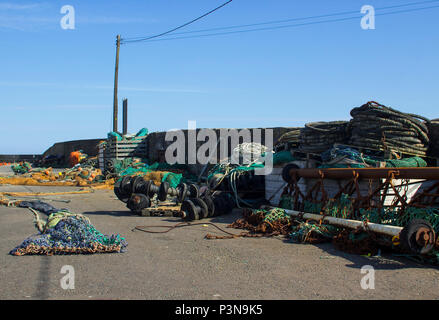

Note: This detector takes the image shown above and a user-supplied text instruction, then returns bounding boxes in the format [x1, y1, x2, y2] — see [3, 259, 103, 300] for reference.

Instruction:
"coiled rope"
[349, 101, 430, 156]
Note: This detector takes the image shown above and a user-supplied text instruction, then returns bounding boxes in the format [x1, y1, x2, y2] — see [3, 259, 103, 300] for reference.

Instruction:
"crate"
[104, 137, 148, 160]
[98, 143, 105, 172]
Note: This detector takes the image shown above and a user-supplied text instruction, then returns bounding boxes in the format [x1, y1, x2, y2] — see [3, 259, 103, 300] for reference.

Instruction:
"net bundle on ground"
[206, 207, 294, 238]
[11, 162, 33, 174]
[349, 101, 430, 157]
[0, 165, 108, 187]
[298, 121, 350, 154]
[10, 201, 127, 256]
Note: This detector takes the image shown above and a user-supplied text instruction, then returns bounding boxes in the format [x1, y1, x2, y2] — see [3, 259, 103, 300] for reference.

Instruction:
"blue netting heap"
[10, 214, 128, 256]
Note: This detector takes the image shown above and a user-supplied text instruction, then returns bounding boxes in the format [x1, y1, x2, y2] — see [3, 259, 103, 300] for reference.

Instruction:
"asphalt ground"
[0, 165, 438, 300]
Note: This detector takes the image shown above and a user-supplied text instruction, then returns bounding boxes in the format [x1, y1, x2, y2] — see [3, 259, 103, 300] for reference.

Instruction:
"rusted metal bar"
[285, 167, 439, 181]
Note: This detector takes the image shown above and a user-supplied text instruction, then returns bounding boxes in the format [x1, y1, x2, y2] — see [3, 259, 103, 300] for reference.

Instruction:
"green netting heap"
[110, 158, 141, 175]
[10, 210, 128, 256]
[303, 201, 323, 214]
[319, 145, 427, 169]
[289, 195, 352, 243]
[262, 208, 291, 223]
[395, 207, 439, 264]
[279, 194, 294, 210]
[119, 165, 150, 177]
[112, 159, 184, 188]
[271, 151, 296, 165]
[107, 128, 148, 142]
[295, 193, 439, 263]
[358, 207, 400, 225]
[385, 157, 427, 168]
[290, 221, 340, 243]
[135, 127, 148, 138]
[319, 146, 374, 168]
[397, 207, 439, 230]
[324, 194, 353, 219]
[11, 162, 33, 174]
[148, 162, 188, 171]
[107, 132, 122, 141]
[161, 172, 183, 188]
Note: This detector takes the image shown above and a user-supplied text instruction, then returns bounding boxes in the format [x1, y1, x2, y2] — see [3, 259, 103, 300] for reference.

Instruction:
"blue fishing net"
[10, 214, 128, 256]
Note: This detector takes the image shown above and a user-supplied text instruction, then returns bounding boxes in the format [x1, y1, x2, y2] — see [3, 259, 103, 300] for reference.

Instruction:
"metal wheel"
[400, 219, 436, 255]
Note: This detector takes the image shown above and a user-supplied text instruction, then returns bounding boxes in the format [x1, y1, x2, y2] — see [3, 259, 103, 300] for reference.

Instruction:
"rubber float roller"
[114, 175, 204, 216]
[180, 191, 235, 221]
[114, 176, 200, 203]
[147, 181, 200, 202]
[208, 171, 265, 192]
[126, 193, 151, 215]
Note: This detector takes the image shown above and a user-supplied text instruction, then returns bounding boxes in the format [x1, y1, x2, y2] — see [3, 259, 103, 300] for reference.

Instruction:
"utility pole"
[113, 34, 121, 133]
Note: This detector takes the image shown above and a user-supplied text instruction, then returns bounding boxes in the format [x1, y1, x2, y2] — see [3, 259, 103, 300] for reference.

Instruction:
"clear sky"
[1, 0, 438, 154]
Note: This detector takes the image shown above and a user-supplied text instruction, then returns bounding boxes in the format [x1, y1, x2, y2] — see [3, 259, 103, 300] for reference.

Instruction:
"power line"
[120, 0, 233, 44]
[122, 4, 439, 44]
[123, 0, 439, 41]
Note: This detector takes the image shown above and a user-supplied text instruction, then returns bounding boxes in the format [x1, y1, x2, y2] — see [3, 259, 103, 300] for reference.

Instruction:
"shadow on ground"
[283, 239, 439, 271]
[82, 210, 134, 217]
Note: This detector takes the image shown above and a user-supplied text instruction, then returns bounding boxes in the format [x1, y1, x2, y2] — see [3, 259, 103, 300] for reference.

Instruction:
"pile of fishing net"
[286, 196, 387, 254]
[298, 121, 351, 154]
[11, 161, 33, 174]
[214, 205, 384, 254]
[60, 165, 105, 183]
[105, 157, 144, 176]
[215, 197, 439, 263]
[0, 164, 107, 187]
[290, 194, 439, 261]
[205, 207, 293, 239]
[106, 158, 184, 188]
[349, 101, 430, 157]
[318, 145, 376, 168]
[10, 201, 127, 256]
[318, 145, 428, 169]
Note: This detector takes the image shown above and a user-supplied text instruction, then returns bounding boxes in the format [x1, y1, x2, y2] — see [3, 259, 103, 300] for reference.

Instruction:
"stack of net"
[349, 101, 430, 157]
[275, 128, 301, 146]
[298, 121, 350, 154]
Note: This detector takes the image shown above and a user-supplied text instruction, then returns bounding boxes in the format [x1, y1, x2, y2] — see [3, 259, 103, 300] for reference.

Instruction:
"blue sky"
[1, 0, 438, 154]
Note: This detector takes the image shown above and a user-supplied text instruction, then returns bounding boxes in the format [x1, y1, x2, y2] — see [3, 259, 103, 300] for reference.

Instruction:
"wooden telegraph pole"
[113, 34, 121, 133]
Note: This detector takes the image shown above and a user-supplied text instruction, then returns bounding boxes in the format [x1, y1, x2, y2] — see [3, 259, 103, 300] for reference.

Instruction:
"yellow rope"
[0, 189, 94, 197]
